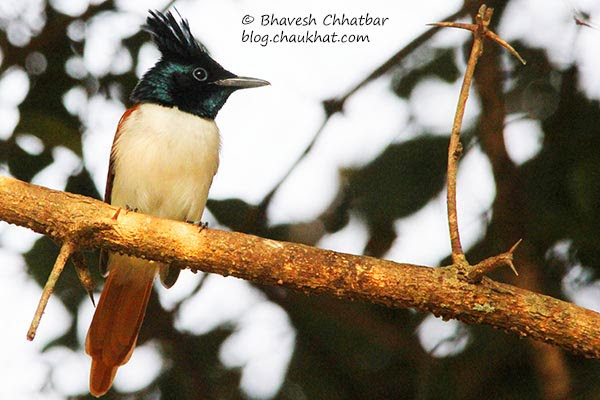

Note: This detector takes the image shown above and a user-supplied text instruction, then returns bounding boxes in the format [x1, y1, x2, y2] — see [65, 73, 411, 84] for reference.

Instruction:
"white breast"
[110, 103, 220, 222]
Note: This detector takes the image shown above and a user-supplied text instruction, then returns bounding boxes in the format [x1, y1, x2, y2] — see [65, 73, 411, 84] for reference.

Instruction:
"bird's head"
[131, 10, 269, 119]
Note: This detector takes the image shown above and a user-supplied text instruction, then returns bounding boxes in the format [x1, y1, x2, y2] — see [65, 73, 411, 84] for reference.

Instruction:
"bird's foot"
[187, 220, 209, 233]
[125, 205, 139, 212]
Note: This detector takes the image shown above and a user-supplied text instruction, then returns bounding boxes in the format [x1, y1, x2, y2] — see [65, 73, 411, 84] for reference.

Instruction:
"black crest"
[144, 9, 209, 62]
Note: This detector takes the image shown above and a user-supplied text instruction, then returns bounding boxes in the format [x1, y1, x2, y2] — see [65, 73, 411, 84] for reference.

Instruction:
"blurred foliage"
[391, 48, 461, 98]
[2, 0, 600, 399]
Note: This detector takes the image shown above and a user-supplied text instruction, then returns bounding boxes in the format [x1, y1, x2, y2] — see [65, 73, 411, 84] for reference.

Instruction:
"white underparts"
[111, 103, 220, 222]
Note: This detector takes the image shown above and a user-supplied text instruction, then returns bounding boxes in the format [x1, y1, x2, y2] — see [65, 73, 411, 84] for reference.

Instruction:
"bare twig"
[466, 239, 521, 282]
[485, 31, 526, 65]
[430, 4, 525, 268]
[436, 6, 494, 265]
[27, 240, 76, 341]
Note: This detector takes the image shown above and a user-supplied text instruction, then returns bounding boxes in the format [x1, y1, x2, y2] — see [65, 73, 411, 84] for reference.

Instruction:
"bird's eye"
[192, 67, 208, 82]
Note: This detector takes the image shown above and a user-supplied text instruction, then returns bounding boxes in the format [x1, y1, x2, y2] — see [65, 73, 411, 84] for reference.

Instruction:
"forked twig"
[430, 5, 525, 271]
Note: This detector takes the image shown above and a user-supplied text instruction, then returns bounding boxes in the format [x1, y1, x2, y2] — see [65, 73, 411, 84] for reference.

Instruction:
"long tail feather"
[85, 254, 157, 397]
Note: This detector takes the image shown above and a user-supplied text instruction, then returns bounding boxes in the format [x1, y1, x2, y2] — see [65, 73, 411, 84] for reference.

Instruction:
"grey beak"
[213, 76, 270, 89]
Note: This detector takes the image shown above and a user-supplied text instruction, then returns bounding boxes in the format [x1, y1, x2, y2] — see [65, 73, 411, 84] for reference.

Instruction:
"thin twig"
[431, 4, 526, 268]
[441, 6, 493, 265]
[486, 30, 526, 65]
[466, 239, 522, 282]
[27, 240, 76, 341]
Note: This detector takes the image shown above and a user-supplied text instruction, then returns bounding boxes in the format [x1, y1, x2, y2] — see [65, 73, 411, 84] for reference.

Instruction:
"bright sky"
[1, 0, 600, 399]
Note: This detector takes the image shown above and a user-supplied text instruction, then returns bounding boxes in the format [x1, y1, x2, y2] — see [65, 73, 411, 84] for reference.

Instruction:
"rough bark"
[1, 175, 600, 358]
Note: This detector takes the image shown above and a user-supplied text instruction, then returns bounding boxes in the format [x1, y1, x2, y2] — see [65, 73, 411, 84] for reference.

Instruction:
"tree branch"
[1, 175, 600, 357]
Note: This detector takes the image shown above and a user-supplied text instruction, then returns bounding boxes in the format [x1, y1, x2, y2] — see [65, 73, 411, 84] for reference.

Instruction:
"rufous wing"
[99, 106, 139, 278]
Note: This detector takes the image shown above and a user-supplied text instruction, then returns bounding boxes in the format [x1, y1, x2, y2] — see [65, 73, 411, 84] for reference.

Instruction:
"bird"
[85, 9, 269, 397]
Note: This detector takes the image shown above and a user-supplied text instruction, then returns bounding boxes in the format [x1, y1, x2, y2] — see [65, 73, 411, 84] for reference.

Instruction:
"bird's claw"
[187, 220, 209, 232]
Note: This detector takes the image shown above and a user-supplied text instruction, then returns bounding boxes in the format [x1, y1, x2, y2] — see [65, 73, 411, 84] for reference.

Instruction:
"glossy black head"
[131, 10, 269, 119]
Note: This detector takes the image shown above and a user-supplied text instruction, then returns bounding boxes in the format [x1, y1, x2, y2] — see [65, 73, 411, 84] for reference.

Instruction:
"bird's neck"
[130, 62, 235, 119]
